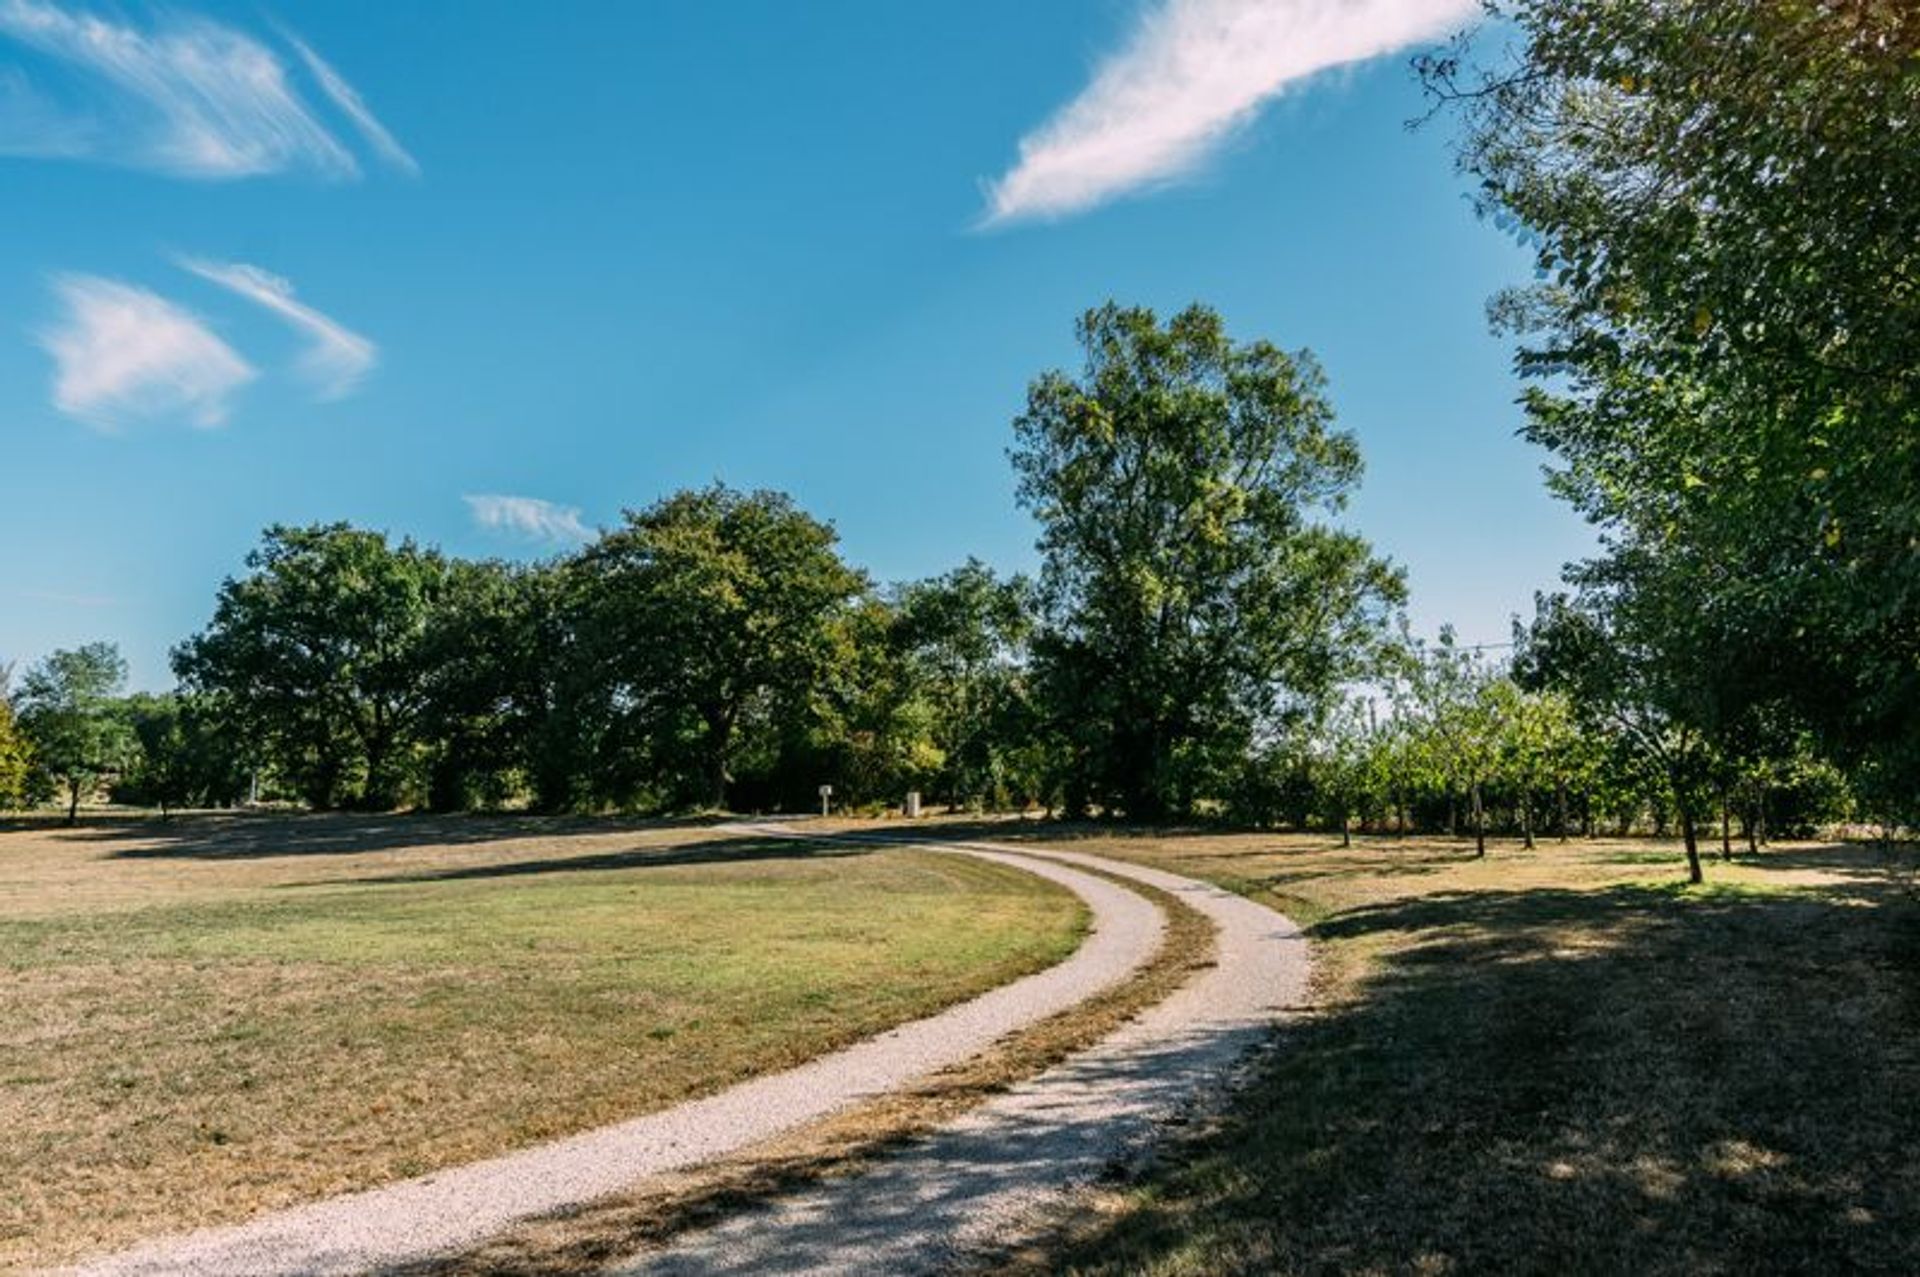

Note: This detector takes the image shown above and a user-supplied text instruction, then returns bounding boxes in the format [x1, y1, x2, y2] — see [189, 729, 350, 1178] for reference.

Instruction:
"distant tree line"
[139, 304, 1404, 818]
[7, 0, 1916, 882]
[0, 297, 1875, 872]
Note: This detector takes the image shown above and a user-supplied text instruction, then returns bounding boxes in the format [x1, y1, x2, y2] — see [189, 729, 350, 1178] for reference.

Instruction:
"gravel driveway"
[605, 842, 1310, 1276]
[61, 837, 1161, 1277]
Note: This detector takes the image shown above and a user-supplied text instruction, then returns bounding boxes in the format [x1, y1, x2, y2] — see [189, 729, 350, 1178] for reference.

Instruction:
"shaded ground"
[957, 828, 1920, 1276]
[0, 815, 1085, 1270]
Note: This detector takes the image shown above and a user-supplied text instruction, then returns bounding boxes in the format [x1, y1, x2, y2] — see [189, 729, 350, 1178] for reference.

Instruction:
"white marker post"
[818, 783, 832, 818]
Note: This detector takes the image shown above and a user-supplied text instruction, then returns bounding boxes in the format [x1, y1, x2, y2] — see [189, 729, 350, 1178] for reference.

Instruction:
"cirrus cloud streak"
[0, 0, 412, 180]
[180, 257, 376, 400]
[984, 0, 1478, 225]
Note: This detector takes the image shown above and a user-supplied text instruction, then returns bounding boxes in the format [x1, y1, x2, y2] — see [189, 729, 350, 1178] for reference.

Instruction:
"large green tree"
[16, 642, 135, 823]
[173, 524, 451, 809]
[1014, 302, 1403, 819]
[1427, 0, 1920, 820]
[572, 485, 868, 810]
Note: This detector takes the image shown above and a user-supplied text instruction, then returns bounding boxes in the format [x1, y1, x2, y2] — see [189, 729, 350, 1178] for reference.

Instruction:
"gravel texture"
[59, 835, 1161, 1277]
[605, 841, 1310, 1277]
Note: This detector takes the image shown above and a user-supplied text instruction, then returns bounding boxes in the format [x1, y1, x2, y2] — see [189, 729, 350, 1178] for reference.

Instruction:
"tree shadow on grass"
[323, 833, 873, 888]
[1054, 874, 1920, 1275]
[40, 811, 727, 862]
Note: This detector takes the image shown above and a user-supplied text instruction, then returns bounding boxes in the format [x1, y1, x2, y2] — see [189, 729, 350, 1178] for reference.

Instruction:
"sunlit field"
[876, 822, 1920, 1275]
[0, 815, 1084, 1270]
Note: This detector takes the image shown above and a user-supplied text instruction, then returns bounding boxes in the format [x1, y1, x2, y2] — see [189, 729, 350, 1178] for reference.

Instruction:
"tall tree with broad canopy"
[16, 642, 135, 823]
[1424, 0, 1920, 823]
[1013, 302, 1403, 819]
[572, 485, 869, 810]
[173, 524, 451, 809]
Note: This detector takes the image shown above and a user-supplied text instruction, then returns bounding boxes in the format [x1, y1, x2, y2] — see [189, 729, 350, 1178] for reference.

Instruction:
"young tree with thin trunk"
[16, 643, 134, 824]
[1409, 630, 1505, 858]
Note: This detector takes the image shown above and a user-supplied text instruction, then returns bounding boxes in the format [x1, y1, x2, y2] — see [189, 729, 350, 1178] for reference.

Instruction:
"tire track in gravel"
[604, 837, 1310, 1277]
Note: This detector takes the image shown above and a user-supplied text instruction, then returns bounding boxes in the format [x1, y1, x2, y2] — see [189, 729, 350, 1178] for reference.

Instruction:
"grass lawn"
[0, 814, 1085, 1270]
[916, 821, 1920, 1276]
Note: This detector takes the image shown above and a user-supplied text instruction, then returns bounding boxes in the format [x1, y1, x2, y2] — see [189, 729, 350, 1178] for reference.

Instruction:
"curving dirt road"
[62, 829, 1308, 1277]
[606, 839, 1310, 1275]
[62, 837, 1163, 1277]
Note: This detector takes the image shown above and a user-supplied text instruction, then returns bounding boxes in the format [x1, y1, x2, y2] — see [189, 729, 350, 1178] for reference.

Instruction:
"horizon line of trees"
[8, 0, 1917, 889]
[0, 296, 1873, 883]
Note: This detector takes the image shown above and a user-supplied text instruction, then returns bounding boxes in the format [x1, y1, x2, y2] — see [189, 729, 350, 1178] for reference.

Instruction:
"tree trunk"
[1720, 789, 1733, 861]
[1679, 798, 1704, 884]
[1745, 804, 1759, 854]
[1447, 795, 1457, 837]
[66, 776, 80, 825]
[1522, 794, 1535, 850]
[710, 739, 730, 811]
[703, 702, 737, 812]
[1556, 779, 1569, 842]
[1341, 809, 1351, 848]
[1472, 782, 1486, 858]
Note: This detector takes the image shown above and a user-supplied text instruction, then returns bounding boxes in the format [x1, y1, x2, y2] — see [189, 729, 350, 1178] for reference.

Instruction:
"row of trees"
[1412, 0, 1920, 878]
[1, 304, 1402, 822]
[1294, 631, 1845, 875]
[2, 602, 1849, 877]
[0, 279, 1879, 867]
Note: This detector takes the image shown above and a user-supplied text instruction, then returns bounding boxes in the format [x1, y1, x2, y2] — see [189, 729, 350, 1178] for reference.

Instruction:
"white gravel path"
[605, 839, 1310, 1277]
[59, 835, 1162, 1277]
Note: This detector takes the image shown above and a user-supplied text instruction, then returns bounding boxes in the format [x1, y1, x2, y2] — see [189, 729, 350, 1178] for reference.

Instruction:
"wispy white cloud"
[282, 30, 418, 177]
[984, 0, 1478, 225]
[179, 257, 375, 399]
[464, 495, 593, 546]
[0, 0, 413, 179]
[41, 274, 255, 428]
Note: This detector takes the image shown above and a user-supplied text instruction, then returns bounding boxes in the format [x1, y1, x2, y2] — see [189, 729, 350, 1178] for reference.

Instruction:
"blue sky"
[0, 0, 1593, 690]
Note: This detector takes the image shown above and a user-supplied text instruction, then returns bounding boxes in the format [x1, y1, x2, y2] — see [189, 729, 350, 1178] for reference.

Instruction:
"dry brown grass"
[0, 814, 1085, 1270]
